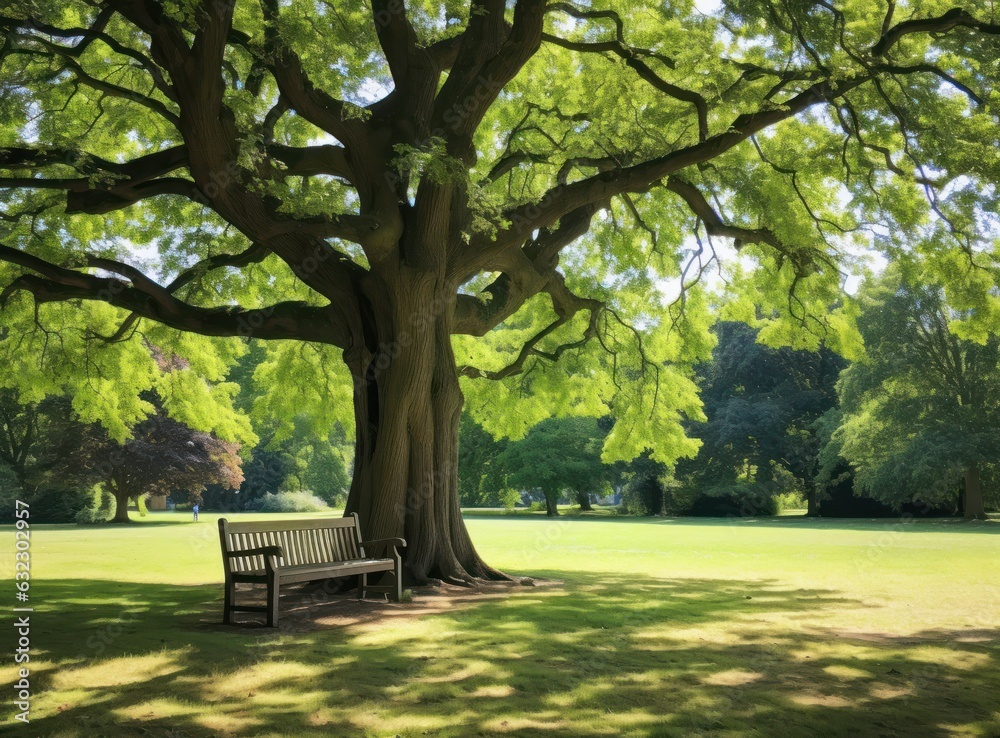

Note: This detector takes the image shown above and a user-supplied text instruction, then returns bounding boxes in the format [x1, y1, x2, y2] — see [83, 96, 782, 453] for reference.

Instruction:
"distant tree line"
[459, 270, 1000, 519]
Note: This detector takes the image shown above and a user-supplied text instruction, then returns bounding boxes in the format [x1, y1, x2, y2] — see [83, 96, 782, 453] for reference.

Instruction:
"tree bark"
[343, 273, 508, 585]
[111, 485, 131, 523]
[805, 487, 819, 517]
[963, 465, 987, 520]
[545, 494, 560, 517]
[577, 492, 593, 511]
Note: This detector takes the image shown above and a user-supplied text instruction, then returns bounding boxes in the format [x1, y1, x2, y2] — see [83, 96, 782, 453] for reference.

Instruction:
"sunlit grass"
[1, 512, 998, 736]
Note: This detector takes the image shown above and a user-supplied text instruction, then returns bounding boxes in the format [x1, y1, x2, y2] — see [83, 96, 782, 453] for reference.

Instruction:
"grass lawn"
[2, 512, 999, 737]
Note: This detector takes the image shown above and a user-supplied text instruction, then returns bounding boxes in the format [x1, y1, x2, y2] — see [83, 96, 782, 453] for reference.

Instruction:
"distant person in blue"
[192, 503, 199, 522]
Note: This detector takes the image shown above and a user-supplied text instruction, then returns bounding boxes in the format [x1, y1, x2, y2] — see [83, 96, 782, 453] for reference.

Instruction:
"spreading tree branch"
[872, 7, 1000, 56]
[431, 0, 546, 160]
[458, 272, 603, 380]
[0, 244, 347, 346]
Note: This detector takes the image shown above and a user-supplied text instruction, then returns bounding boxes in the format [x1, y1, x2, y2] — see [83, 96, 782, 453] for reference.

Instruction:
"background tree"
[0, 394, 101, 521]
[300, 438, 351, 507]
[2, 2, 1000, 578]
[810, 407, 929, 517]
[836, 268, 1000, 519]
[196, 338, 352, 511]
[675, 322, 844, 515]
[0, 388, 245, 521]
[620, 451, 669, 516]
[0, 463, 22, 510]
[0, 389, 40, 492]
[458, 412, 518, 508]
[498, 417, 609, 516]
[47, 410, 244, 522]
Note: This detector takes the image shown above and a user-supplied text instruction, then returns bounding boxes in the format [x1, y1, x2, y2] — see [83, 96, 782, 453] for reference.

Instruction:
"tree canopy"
[498, 415, 610, 515]
[836, 266, 1000, 519]
[457, 412, 515, 508]
[2, 1, 1000, 578]
[677, 321, 843, 514]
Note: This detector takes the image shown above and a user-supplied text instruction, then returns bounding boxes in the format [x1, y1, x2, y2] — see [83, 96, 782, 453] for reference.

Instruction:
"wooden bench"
[218, 514, 405, 626]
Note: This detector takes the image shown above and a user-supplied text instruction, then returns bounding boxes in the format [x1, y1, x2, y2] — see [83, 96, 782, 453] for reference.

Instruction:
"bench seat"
[230, 558, 396, 583]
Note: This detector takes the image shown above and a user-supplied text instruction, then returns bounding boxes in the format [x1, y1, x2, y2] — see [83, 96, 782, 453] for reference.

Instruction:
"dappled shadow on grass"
[16, 574, 1000, 737]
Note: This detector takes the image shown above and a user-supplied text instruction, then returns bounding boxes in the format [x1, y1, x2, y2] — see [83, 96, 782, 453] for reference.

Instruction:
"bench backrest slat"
[219, 516, 364, 573]
[223, 517, 359, 533]
[278, 529, 293, 565]
[234, 532, 248, 572]
[315, 528, 330, 562]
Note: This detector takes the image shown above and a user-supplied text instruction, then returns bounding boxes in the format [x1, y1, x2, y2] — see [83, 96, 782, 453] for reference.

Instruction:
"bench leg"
[222, 580, 233, 625]
[357, 572, 367, 600]
[393, 563, 403, 602]
[266, 573, 280, 627]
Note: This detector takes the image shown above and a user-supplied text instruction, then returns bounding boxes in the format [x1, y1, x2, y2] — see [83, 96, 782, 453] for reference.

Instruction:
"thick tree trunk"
[805, 487, 819, 517]
[344, 272, 509, 585]
[545, 495, 560, 517]
[963, 466, 987, 521]
[577, 492, 593, 511]
[111, 487, 131, 523]
[8, 461, 29, 493]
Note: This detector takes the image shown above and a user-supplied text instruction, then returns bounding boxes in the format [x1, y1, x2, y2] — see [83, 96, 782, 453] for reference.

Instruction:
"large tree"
[2, 2, 999, 580]
[836, 267, 1000, 520]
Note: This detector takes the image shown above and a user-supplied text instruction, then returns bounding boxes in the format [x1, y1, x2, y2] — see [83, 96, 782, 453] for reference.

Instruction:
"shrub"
[253, 491, 330, 513]
[621, 474, 663, 516]
[0, 469, 92, 523]
[775, 491, 807, 511]
[685, 486, 780, 517]
[497, 488, 521, 510]
[75, 486, 116, 524]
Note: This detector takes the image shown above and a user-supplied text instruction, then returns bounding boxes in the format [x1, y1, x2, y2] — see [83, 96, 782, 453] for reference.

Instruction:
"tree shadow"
[13, 572, 1000, 737]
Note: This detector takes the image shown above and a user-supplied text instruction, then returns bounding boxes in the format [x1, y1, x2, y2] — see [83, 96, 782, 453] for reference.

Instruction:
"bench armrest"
[227, 545, 283, 559]
[362, 537, 406, 551]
